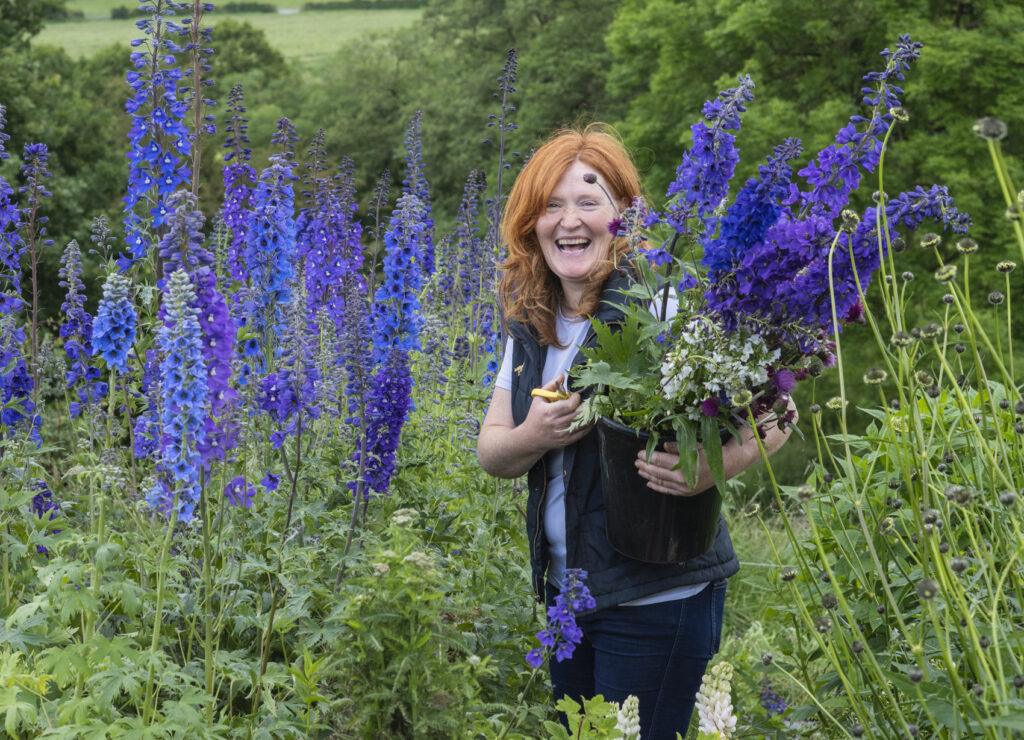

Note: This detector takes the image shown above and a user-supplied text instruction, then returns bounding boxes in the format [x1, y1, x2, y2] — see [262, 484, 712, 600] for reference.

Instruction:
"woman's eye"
[580, 200, 600, 209]
[546, 202, 561, 211]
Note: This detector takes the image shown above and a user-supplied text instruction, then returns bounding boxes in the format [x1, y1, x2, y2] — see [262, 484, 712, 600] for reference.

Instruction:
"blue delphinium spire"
[92, 272, 138, 375]
[243, 122, 297, 353]
[122, 0, 192, 266]
[371, 192, 427, 360]
[402, 111, 435, 277]
[156, 190, 238, 466]
[222, 83, 256, 282]
[59, 239, 108, 418]
[659, 76, 755, 257]
[150, 269, 207, 523]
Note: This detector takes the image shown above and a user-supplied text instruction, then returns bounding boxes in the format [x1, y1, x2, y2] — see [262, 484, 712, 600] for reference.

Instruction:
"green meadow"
[39, 5, 423, 63]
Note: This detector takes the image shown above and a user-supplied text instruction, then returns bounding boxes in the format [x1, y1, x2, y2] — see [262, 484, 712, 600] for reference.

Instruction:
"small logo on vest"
[514, 363, 524, 376]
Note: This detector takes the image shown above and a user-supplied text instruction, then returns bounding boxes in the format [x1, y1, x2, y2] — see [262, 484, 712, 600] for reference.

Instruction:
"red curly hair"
[499, 124, 644, 347]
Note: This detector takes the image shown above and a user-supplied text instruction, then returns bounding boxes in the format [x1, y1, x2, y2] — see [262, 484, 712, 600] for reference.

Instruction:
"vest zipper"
[532, 456, 547, 562]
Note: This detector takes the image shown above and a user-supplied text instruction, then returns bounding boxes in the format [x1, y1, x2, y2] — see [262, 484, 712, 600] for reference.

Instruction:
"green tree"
[0, 0, 65, 48]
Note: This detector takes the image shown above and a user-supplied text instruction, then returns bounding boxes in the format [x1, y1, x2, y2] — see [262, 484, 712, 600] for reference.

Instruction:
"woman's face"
[534, 159, 619, 310]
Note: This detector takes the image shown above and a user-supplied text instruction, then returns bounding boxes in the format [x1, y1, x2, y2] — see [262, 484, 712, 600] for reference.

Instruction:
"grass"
[39, 7, 422, 63]
[65, 0, 310, 22]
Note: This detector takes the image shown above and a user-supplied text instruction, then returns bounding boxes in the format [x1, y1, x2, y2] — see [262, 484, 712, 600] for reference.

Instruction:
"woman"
[477, 125, 793, 738]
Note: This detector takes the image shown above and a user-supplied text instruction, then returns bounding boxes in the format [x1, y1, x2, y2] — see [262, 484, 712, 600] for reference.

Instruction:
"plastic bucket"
[597, 416, 721, 564]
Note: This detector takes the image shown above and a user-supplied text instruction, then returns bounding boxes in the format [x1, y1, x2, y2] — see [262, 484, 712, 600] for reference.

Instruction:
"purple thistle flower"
[122, 0, 192, 266]
[525, 568, 594, 668]
[92, 272, 137, 375]
[59, 239, 107, 417]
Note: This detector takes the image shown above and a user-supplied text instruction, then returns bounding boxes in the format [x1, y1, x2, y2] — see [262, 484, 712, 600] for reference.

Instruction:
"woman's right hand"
[521, 374, 592, 451]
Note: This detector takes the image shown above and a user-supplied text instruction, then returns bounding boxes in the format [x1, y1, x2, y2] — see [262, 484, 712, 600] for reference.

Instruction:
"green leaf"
[701, 416, 725, 492]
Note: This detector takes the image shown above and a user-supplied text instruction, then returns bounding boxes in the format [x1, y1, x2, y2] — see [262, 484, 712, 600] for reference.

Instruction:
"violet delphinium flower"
[122, 0, 192, 266]
[222, 84, 257, 281]
[0, 105, 25, 317]
[30, 480, 61, 555]
[760, 679, 787, 717]
[59, 239, 107, 417]
[525, 568, 595, 668]
[132, 349, 162, 459]
[224, 475, 255, 508]
[150, 269, 208, 523]
[0, 315, 34, 432]
[356, 347, 413, 494]
[92, 272, 137, 375]
[372, 192, 427, 360]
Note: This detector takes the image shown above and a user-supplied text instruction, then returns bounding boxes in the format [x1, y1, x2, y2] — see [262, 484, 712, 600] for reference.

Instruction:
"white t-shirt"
[494, 300, 708, 606]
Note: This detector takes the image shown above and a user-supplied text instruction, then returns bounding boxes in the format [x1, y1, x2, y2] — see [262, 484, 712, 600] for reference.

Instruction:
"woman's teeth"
[556, 238, 589, 253]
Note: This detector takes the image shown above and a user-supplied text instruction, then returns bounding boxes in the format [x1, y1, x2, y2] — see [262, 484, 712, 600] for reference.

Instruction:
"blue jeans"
[548, 579, 727, 740]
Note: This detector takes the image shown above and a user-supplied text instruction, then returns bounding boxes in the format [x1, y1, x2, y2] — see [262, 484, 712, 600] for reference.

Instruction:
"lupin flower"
[695, 661, 737, 738]
[92, 272, 138, 374]
[525, 568, 595, 667]
[59, 239, 107, 417]
[614, 695, 641, 740]
[122, 0, 192, 266]
[150, 269, 208, 523]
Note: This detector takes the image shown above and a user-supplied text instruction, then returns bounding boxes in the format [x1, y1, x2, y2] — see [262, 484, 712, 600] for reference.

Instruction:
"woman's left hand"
[634, 441, 713, 497]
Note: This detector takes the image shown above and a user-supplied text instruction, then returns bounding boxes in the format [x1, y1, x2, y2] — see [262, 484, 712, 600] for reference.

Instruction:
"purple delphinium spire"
[92, 272, 138, 375]
[30, 480, 61, 555]
[371, 192, 427, 360]
[0, 104, 25, 317]
[221, 83, 256, 281]
[59, 239, 108, 418]
[357, 347, 412, 494]
[149, 269, 207, 523]
[525, 569, 595, 667]
[122, 0, 191, 267]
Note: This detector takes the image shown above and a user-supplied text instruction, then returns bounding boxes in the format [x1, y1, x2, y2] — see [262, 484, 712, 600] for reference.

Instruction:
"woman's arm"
[477, 374, 592, 479]
[634, 400, 798, 496]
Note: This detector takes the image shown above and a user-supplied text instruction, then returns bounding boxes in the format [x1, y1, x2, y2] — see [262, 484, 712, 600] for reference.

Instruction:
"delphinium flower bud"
[934, 264, 957, 283]
[525, 568, 595, 668]
[988, 291, 1004, 305]
[956, 237, 978, 254]
[997, 260, 1016, 273]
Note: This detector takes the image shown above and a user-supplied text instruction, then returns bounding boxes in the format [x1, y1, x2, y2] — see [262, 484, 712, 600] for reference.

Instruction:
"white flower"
[391, 507, 419, 525]
[372, 562, 390, 576]
[403, 550, 432, 569]
[614, 694, 641, 739]
[695, 661, 737, 738]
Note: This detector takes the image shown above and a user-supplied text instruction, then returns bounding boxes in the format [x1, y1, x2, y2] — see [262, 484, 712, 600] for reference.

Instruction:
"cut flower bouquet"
[571, 34, 971, 493]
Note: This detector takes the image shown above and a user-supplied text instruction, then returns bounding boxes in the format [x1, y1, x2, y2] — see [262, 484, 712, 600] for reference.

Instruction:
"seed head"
[954, 343, 966, 354]
[851, 724, 864, 738]
[840, 209, 860, 232]
[934, 264, 957, 283]
[901, 270, 915, 281]
[997, 260, 1017, 273]
[863, 367, 887, 385]
[872, 190, 887, 203]
[916, 578, 939, 600]
[814, 616, 832, 633]
[743, 501, 760, 518]
[914, 369, 935, 386]
[1006, 206, 1021, 222]
[731, 389, 753, 407]
[955, 237, 978, 255]
[908, 667, 924, 682]
[920, 232, 942, 249]
[761, 652, 773, 665]
[1013, 674, 1024, 689]
[797, 484, 814, 502]
[891, 236, 906, 252]
[972, 117, 1007, 141]
[918, 323, 942, 340]
[999, 398, 1010, 410]
[821, 593, 838, 609]
[780, 566, 797, 582]
[999, 490, 1017, 506]
[979, 635, 991, 648]
[953, 322, 965, 334]
[880, 517, 894, 534]
[825, 396, 846, 411]
[988, 291, 1004, 305]
[890, 331, 914, 347]
[852, 640, 864, 653]
[973, 683, 984, 697]
[889, 106, 909, 122]
[950, 557, 968, 574]
[1015, 422, 1024, 434]
[942, 293, 955, 304]
[809, 403, 821, 414]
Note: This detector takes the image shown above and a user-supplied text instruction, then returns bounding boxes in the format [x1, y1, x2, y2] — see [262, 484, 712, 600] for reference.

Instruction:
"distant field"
[38, 7, 422, 63]
[65, 0, 302, 22]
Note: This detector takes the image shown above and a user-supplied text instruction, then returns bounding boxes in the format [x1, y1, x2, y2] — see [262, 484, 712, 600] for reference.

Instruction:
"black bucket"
[597, 416, 722, 564]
